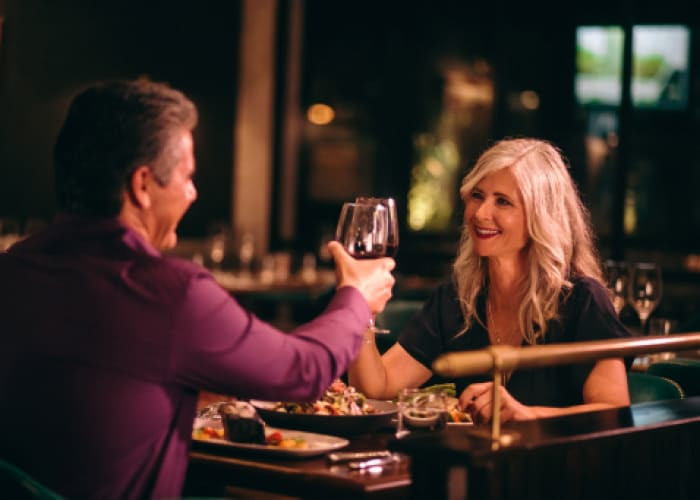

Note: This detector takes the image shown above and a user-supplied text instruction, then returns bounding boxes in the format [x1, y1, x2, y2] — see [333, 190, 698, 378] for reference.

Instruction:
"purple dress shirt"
[0, 216, 369, 499]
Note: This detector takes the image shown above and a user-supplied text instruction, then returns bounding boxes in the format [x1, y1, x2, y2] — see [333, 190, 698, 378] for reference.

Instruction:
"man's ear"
[127, 166, 152, 209]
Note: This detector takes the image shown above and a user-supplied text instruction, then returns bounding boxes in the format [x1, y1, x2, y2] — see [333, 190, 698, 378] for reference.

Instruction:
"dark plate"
[250, 399, 397, 436]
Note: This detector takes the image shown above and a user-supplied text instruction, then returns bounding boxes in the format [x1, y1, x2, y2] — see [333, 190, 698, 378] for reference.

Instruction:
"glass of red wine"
[355, 197, 399, 259]
[336, 201, 393, 334]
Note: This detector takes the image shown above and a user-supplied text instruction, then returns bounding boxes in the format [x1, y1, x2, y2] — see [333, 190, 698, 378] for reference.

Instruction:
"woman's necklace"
[487, 298, 519, 384]
[487, 298, 520, 345]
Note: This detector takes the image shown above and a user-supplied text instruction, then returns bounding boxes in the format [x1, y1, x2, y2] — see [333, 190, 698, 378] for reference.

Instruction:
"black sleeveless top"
[398, 277, 632, 406]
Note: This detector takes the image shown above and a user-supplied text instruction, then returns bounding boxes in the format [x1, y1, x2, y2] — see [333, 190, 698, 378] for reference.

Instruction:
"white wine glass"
[628, 262, 663, 333]
[603, 260, 628, 316]
[335, 201, 392, 334]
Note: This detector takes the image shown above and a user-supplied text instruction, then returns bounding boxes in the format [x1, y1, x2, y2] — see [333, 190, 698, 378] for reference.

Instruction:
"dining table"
[390, 397, 700, 500]
[183, 427, 412, 499]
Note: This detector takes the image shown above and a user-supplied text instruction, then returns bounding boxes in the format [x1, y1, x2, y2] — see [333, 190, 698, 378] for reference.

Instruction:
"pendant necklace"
[487, 298, 518, 384]
[487, 298, 518, 345]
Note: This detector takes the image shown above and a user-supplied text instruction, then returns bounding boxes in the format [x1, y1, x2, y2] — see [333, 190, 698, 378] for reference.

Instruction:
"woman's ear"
[127, 166, 152, 209]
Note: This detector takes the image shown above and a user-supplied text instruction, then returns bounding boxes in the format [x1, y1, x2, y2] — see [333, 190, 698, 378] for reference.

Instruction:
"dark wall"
[0, 0, 240, 237]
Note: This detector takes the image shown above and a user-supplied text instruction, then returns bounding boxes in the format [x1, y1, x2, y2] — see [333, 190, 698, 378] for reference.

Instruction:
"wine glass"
[603, 260, 628, 316]
[237, 231, 256, 278]
[627, 262, 663, 333]
[355, 197, 399, 258]
[395, 388, 420, 439]
[335, 201, 392, 334]
[207, 222, 231, 270]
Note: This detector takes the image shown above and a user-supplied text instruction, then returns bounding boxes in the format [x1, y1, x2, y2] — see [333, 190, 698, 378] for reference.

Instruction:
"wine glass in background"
[206, 222, 232, 270]
[628, 262, 663, 334]
[648, 317, 678, 363]
[603, 260, 629, 316]
[237, 231, 256, 278]
[355, 197, 399, 258]
[336, 201, 392, 334]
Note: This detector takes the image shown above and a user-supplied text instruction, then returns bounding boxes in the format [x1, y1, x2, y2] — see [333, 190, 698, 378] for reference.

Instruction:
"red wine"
[347, 242, 398, 259]
[350, 251, 387, 259]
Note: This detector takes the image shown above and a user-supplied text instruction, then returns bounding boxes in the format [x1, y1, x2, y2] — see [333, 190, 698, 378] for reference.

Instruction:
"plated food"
[446, 400, 473, 424]
[192, 422, 309, 450]
[193, 401, 311, 449]
[251, 380, 397, 435]
[266, 379, 378, 416]
[401, 383, 472, 425]
[191, 420, 348, 457]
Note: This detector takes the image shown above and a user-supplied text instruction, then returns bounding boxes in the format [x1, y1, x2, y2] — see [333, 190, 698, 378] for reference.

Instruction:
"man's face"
[148, 130, 197, 250]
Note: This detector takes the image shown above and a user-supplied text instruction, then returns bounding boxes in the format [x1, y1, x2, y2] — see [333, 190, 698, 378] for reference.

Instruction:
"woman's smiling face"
[464, 167, 529, 260]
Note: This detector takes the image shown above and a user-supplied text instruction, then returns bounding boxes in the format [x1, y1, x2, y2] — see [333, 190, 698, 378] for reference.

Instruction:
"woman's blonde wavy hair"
[453, 138, 603, 343]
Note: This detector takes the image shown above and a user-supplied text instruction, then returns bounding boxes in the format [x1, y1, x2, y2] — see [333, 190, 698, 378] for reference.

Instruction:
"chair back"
[0, 460, 63, 499]
[647, 357, 700, 397]
[627, 372, 685, 404]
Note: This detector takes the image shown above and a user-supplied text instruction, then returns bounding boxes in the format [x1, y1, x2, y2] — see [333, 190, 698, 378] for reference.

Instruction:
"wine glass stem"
[395, 405, 407, 438]
[369, 316, 390, 335]
[640, 317, 648, 334]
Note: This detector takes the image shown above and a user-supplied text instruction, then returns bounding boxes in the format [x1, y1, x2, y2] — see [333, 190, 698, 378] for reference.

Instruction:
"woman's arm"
[348, 336, 433, 399]
[459, 357, 630, 423]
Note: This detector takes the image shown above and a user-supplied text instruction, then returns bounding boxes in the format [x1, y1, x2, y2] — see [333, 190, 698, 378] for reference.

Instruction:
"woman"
[349, 138, 631, 423]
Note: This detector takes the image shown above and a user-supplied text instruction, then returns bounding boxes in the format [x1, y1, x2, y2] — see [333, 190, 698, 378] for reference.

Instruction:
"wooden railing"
[432, 332, 700, 448]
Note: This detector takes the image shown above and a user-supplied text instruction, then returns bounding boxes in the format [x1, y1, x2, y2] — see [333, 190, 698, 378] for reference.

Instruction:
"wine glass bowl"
[355, 197, 399, 258]
[627, 262, 663, 333]
[335, 202, 389, 259]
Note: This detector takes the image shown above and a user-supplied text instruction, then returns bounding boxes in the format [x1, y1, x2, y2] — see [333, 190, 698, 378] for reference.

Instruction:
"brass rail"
[432, 332, 700, 448]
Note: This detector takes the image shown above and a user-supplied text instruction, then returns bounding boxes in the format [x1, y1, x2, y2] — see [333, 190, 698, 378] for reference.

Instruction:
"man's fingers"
[327, 241, 347, 262]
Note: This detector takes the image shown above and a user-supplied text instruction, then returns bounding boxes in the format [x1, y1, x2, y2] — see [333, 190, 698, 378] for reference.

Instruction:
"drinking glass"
[207, 222, 231, 270]
[395, 388, 420, 439]
[355, 197, 399, 258]
[628, 262, 663, 333]
[336, 201, 392, 334]
[237, 231, 256, 277]
[603, 260, 629, 316]
[647, 318, 678, 363]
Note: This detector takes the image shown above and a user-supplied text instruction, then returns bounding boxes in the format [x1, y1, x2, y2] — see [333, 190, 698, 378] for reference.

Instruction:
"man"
[0, 79, 395, 499]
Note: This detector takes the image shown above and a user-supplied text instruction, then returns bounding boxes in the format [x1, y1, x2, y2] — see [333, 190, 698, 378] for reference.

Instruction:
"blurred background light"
[307, 103, 335, 125]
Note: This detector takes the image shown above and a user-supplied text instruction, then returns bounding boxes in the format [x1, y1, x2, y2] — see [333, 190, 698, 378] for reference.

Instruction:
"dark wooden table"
[391, 397, 700, 500]
[183, 430, 411, 499]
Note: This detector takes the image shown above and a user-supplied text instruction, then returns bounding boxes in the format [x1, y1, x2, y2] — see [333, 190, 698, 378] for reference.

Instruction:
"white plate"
[192, 422, 349, 458]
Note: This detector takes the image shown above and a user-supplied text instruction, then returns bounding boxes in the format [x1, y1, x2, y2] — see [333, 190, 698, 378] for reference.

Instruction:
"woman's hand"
[459, 382, 537, 424]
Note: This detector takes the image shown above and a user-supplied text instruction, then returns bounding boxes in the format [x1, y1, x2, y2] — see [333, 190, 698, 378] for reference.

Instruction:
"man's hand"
[328, 241, 395, 315]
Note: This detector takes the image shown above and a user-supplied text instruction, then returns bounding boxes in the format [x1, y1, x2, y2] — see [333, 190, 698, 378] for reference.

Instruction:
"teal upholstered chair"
[0, 460, 63, 499]
[627, 372, 685, 404]
[374, 299, 424, 353]
[647, 357, 700, 398]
